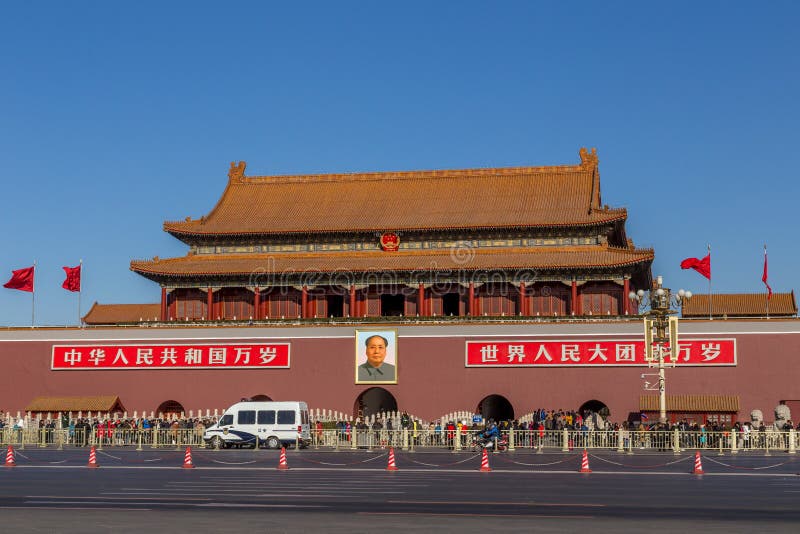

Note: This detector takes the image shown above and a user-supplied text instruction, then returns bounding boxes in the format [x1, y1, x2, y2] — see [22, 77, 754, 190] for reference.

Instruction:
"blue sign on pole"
[472, 414, 483, 424]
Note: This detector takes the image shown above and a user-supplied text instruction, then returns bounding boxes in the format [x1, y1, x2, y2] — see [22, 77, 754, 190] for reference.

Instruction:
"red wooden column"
[418, 283, 425, 316]
[207, 287, 213, 320]
[468, 282, 475, 316]
[301, 286, 308, 319]
[168, 291, 176, 321]
[519, 282, 526, 316]
[160, 287, 167, 321]
[622, 278, 630, 315]
[349, 285, 356, 317]
[571, 281, 579, 316]
[253, 287, 261, 320]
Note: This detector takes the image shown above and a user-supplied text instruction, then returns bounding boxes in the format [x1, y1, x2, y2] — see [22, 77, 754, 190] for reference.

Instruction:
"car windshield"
[219, 414, 233, 426]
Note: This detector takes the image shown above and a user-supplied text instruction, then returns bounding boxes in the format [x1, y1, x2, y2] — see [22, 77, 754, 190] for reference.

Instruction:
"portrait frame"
[355, 329, 398, 385]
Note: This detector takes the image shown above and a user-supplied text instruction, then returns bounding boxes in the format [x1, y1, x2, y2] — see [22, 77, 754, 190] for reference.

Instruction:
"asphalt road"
[2, 448, 800, 533]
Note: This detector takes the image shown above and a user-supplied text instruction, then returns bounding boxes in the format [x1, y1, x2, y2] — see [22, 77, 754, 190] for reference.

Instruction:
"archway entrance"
[156, 400, 185, 419]
[476, 394, 514, 423]
[250, 394, 273, 402]
[354, 388, 398, 420]
[579, 399, 609, 417]
[579, 399, 610, 429]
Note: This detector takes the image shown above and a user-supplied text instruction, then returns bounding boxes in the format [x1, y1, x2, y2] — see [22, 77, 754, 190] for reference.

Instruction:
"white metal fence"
[3, 427, 796, 454]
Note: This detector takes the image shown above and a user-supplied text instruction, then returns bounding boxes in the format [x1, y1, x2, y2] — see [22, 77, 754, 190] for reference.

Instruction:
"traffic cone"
[479, 448, 491, 472]
[386, 447, 399, 471]
[579, 450, 591, 473]
[277, 447, 289, 470]
[692, 451, 704, 475]
[87, 445, 99, 468]
[4, 445, 15, 467]
[182, 446, 195, 469]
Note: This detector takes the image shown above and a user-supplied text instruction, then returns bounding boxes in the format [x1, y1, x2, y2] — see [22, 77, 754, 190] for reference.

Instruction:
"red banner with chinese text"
[465, 339, 736, 367]
[52, 343, 290, 370]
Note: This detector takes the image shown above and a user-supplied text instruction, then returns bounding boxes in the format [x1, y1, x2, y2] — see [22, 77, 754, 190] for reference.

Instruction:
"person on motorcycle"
[478, 419, 500, 449]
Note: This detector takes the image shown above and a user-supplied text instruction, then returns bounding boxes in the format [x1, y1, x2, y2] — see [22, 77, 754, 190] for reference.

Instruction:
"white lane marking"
[388, 500, 606, 507]
[8, 465, 800, 477]
[160, 484, 405, 494]
[0, 506, 152, 511]
[117, 488, 407, 494]
[102, 492, 364, 498]
[359, 511, 595, 519]
[28, 495, 211, 501]
[25, 501, 193, 506]
[168, 481, 428, 486]
[196, 503, 330, 508]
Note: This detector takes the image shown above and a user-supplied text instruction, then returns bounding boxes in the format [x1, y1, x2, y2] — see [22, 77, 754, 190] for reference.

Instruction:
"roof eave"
[162, 214, 629, 239]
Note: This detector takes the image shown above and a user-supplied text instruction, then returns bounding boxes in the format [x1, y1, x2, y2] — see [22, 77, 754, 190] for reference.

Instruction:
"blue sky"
[1, 2, 797, 326]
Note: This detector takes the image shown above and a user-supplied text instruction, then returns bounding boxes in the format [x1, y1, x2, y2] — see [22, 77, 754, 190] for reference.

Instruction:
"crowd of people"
[0, 414, 217, 447]
[321, 408, 616, 449]
[2, 407, 798, 450]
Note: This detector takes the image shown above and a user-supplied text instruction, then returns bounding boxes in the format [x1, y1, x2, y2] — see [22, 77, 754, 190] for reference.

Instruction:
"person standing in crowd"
[372, 418, 383, 447]
[445, 421, 456, 449]
[400, 411, 410, 430]
[315, 420, 323, 445]
[385, 417, 394, 446]
[13, 417, 25, 442]
[78, 418, 91, 446]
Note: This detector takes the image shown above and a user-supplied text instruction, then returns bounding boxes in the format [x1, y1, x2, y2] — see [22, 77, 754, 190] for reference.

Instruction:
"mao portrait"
[355, 329, 398, 384]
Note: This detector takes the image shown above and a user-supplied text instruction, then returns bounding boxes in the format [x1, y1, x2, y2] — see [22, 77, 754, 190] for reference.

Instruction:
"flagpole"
[31, 260, 36, 327]
[707, 244, 712, 321]
[78, 259, 83, 327]
[764, 245, 769, 319]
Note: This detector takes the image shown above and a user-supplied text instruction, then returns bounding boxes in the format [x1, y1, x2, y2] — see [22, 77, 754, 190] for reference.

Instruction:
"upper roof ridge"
[164, 148, 625, 237]
[233, 163, 588, 185]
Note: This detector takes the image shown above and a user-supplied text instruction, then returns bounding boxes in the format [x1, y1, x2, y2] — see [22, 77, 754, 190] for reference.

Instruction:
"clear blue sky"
[1, 2, 798, 326]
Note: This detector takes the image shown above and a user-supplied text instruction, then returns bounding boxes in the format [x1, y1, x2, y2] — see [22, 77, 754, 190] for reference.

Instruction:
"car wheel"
[210, 436, 222, 449]
[266, 436, 280, 449]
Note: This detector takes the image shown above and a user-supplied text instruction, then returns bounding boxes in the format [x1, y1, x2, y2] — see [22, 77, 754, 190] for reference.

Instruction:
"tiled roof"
[164, 149, 625, 236]
[25, 395, 126, 413]
[130, 244, 654, 279]
[682, 292, 796, 318]
[83, 302, 161, 325]
[640, 395, 739, 412]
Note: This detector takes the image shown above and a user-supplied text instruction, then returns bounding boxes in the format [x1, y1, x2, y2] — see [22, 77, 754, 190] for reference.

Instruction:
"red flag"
[762, 248, 772, 300]
[3, 266, 35, 292]
[62, 265, 81, 292]
[680, 254, 711, 280]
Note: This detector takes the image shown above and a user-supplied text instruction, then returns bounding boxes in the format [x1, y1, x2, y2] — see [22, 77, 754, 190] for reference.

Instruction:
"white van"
[203, 400, 311, 449]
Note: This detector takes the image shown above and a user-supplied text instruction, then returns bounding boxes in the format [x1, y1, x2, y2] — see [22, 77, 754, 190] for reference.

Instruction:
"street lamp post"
[629, 276, 692, 425]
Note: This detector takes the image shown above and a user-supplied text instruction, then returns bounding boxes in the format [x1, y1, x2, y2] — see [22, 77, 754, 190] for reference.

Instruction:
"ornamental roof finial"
[228, 161, 247, 182]
[579, 147, 598, 168]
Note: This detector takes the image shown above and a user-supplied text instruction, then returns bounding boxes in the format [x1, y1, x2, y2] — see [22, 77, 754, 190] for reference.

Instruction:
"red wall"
[1, 324, 799, 423]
